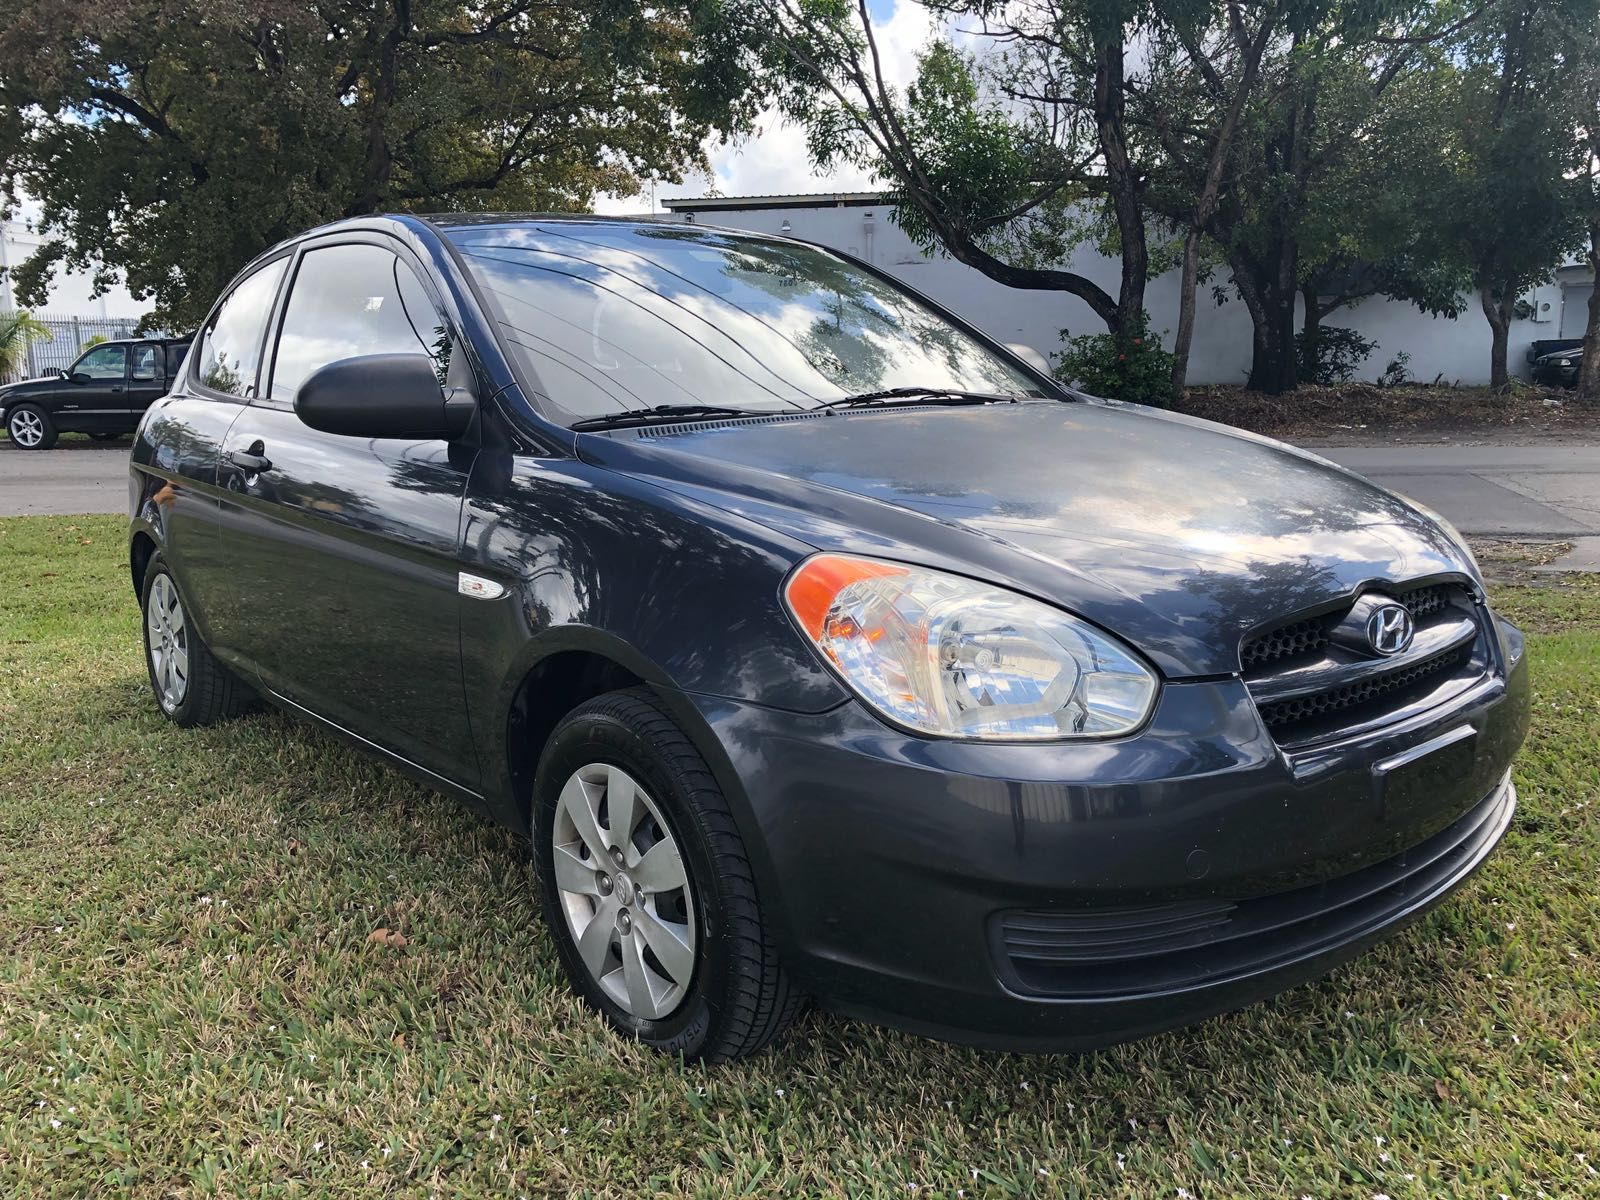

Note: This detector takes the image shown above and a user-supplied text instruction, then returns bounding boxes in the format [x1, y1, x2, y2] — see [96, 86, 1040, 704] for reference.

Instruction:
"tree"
[761, 0, 1163, 347]
[1567, 2, 1600, 398]
[1293, 56, 1473, 368]
[1429, 0, 1589, 389]
[1135, 0, 1279, 392]
[0, 0, 755, 330]
[1140, 0, 1504, 394]
[0, 309, 50, 380]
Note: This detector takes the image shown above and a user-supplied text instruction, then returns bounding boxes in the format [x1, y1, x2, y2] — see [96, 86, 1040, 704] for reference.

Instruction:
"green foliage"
[0, 309, 51, 377]
[0, 0, 758, 330]
[1053, 316, 1177, 406]
[1296, 325, 1377, 384]
[1378, 351, 1413, 387]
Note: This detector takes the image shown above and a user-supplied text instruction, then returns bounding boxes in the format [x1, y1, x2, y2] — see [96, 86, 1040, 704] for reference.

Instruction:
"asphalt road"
[4, 438, 1600, 546]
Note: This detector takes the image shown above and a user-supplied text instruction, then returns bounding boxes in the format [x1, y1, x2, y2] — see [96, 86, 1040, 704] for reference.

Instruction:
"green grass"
[2, 514, 1597, 1198]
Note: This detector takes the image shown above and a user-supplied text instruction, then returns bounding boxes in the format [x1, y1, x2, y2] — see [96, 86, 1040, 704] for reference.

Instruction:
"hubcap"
[551, 763, 696, 1020]
[145, 574, 189, 713]
[10, 410, 44, 447]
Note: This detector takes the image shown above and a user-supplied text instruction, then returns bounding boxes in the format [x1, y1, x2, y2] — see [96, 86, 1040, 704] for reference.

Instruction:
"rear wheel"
[140, 553, 254, 727]
[6, 404, 57, 450]
[533, 687, 803, 1062]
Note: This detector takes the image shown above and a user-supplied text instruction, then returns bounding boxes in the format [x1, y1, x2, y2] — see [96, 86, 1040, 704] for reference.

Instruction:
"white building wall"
[1, 220, 149, 320]
[661, 199, 1589, 386]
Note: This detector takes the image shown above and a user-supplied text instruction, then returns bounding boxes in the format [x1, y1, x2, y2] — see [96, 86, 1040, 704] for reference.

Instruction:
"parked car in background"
[3, 337, 191, 449]
[1530, 341, 1583, 388]
[130, 215, 1528, 1062]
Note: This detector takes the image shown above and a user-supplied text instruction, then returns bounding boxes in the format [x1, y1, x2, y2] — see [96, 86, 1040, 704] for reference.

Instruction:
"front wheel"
[6, 404, 57, 450]
[533, 687, 803, 1062]
[140, 553, 255, 727]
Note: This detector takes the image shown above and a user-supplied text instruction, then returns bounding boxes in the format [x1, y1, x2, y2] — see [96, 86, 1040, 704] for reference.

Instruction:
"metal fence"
[2, 313, 145, 384]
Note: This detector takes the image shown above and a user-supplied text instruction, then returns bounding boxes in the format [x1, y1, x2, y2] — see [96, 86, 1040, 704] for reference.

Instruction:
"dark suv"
[129, 215, 1529, 1062]
[3, 337, 191, 449]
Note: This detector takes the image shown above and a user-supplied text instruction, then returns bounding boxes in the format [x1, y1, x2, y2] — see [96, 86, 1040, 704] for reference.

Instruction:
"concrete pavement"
[1320, 444, 1600, 539]
[0, 441, 133, 517]
[4, 439, 1600, 544]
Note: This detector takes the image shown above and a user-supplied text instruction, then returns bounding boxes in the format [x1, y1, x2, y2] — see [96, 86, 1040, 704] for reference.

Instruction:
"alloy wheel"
[145, 574, 190, 713]
[551, 763, 697, 1020]
[9, 410, 44, 448]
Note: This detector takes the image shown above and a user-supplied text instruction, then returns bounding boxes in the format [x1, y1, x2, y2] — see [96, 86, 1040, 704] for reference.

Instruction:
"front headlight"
[783, 554, 1158, 740]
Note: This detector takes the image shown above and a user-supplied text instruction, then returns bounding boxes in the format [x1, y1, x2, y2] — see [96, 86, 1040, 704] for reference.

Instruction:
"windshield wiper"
[571, 404, 761, 432]
[817, 387, 1024, 410]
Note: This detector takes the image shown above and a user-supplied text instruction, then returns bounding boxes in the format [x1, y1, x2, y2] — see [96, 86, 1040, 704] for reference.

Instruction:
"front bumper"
[686, 642, 1529, 1050]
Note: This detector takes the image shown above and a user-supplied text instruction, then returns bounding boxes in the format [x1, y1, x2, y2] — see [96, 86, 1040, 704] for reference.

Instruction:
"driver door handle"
[226, 447, 272, 473]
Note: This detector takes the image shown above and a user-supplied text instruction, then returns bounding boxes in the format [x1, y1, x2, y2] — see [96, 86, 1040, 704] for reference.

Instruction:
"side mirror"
[294, 353, 475, 441]
[1005, 342, 1053, 376]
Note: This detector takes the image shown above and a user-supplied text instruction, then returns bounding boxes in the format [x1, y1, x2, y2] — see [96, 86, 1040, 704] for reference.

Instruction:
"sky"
[593, 0, 949, 214]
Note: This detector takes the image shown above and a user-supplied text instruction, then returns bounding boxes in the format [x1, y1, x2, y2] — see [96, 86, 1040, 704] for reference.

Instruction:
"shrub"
[1378, 351, 1412, 388]
[1296, 325, 1377, 385]
[1053, 316, 1176, 407]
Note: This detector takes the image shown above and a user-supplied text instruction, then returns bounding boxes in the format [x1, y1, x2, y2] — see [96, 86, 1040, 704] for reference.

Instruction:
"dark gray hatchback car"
[129, 215, 1529, 1061]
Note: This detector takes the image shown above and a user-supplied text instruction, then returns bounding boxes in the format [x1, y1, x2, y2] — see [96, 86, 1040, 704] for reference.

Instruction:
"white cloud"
[593, 0, 950, 214]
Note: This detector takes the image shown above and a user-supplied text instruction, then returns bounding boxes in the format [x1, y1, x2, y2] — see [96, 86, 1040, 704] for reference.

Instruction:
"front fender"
[458, 449, 850, 815]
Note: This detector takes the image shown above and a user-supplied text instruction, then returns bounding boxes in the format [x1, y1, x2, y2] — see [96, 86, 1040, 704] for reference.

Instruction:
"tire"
[6, 403, 57, 450]
[140, 552, 255, 727]
[533, 687, 803, 1062]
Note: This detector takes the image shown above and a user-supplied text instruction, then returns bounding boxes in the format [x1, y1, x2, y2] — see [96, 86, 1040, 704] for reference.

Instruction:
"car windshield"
[446, 223, 1044, 427]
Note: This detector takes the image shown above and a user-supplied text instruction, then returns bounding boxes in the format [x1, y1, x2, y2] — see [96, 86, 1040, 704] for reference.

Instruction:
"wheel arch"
[129, 528, 159, 598]
[495, 630, 759, 849]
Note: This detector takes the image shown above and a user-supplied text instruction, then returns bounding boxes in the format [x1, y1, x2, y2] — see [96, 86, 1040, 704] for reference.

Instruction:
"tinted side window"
[196, 259, 287, 398]
[75, 344, 128, 380]
[269, 244, 445, 404]
[130, 344, 161, 382]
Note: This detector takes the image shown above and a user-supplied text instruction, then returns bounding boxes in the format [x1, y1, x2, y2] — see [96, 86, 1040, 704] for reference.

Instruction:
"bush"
[1296, 325, 1377, 385]
[1053, 316, 1176, 407]
[1378, 351, 1412, 388]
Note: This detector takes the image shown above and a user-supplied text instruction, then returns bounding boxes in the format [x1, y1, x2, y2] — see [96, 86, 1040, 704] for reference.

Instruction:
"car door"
[126, 343, 168, 427]
[60, 342, 130, 433]
[132, 257, 289, 642]
[216, 235, 481, 788]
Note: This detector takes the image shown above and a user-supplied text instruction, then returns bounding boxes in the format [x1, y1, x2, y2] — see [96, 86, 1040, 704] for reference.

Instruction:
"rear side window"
[130, 344, 161, 382]
[195, 259, 287, 398]
[268, 243, 446, 404]
[75, 344, 128, 380]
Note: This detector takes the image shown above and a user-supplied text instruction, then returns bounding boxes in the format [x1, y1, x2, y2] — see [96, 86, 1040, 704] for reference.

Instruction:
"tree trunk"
[1233, 262, 1298, 394]
[1580, 221, 1600, 401]
[1300, 283, 1322, 383]
[1170, 227, 1201, 394]
[1094, 35, 1147, 346]
[1163, 12, 1277, 395]
[1479, 283, 1515, 390]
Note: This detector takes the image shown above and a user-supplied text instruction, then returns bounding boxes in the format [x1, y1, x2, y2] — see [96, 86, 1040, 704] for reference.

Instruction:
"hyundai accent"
[129, 215, 1529, 1061]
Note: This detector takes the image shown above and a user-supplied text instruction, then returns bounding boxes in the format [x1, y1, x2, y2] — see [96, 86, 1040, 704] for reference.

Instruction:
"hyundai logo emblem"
[1366, 603, 1414, 656]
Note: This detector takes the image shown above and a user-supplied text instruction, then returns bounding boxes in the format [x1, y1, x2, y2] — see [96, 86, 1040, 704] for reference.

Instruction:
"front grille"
[1255, 643, 1475, 731]
[1240, 614, 1328, 671]
[993, 778, 1512, 998]
[1240, 583, 1453, 673]
[1239, 581, 1484, 745]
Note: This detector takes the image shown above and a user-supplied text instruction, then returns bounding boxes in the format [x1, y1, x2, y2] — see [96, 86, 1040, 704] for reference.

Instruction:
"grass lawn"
[2, 514, 1597, 1198]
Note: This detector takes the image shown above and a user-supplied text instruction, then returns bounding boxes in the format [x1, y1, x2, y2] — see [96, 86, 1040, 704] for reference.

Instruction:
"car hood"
[0, 375, 60, 399]
[577, 399, 1475, 677]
